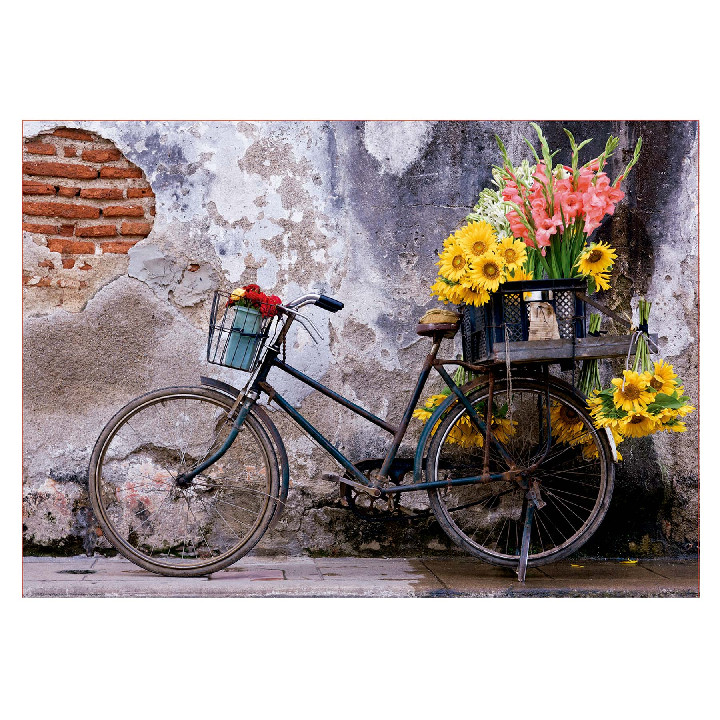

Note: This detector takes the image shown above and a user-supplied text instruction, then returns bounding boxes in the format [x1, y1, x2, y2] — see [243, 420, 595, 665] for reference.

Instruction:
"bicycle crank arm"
[322, 472, 382, 498]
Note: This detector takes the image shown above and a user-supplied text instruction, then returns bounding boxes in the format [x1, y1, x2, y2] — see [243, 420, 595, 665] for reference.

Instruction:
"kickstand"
[517, 501, 535, 583]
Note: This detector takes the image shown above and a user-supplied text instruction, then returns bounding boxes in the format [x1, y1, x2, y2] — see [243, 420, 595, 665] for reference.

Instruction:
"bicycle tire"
[425, 378, 614, 567]
[88, 386, 281, 577]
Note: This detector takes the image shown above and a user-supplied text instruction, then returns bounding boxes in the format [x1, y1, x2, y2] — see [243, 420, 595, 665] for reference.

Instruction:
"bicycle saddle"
[416, 308, 460, 339]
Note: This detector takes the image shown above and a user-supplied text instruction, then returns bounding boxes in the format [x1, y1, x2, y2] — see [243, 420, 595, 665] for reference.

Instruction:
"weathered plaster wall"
[22, 120, 698, 558]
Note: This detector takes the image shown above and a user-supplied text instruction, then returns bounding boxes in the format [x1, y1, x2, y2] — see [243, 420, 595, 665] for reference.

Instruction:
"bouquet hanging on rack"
[587, 299, 695, 438]
[431, 123, 642, 306]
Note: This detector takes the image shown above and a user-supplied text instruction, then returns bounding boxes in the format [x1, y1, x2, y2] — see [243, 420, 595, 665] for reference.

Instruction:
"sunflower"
[618, 410, 659, 438]
[452, 282, 490, 307]
[496, 237, 528, 273]
[437, 240, 470, 283]
[592, 271, 612, 291]
[432, 276, 489, 307]
[448, 415, 484, 448]
[575, 241, 618, 275]
[509, 266, 533, 282]
[551, 402, 586, 445]
[662, 418, 687, 433]
[611, 370, 654, 412]
[491, 416, 517, 444]
[468, 251, 506, 293]
[644, 359, 678, 395]
[587, 393, 627, 430]
[455, 221, 497, 261]
[676, 403, 695, 417]
[413, 393, 448, 422]
[429, 278, 451, 304]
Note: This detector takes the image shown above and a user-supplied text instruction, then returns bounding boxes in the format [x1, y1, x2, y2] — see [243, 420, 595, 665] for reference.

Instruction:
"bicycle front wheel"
[425, 378, 614, 567]
[88, 387, 281, 577]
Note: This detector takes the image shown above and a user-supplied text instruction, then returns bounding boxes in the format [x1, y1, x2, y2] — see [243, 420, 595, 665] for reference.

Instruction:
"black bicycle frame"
[178, 311, 516, 493]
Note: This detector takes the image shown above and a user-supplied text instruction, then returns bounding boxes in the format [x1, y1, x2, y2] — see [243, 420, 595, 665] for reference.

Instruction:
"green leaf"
[648, 392, 689, 410]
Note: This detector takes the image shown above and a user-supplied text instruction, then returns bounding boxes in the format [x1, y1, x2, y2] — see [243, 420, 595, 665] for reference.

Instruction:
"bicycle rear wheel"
[88, 387, 281, 577]
[425, 378, 614, 567]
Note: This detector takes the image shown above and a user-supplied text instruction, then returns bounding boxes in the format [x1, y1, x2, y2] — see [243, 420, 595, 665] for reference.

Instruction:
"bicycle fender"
[200, 376, 290, 528]
[412, 393, 459, 485]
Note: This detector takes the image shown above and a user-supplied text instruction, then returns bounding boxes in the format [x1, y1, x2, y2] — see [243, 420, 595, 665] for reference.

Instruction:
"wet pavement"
[22, 555, 699, 598]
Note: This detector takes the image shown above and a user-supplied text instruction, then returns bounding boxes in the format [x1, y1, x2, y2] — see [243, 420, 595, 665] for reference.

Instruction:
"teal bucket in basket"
[224, 306, 263, 370]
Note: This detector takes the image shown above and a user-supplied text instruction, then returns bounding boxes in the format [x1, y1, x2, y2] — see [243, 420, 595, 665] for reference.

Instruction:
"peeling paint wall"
[22, 120, 699, 558]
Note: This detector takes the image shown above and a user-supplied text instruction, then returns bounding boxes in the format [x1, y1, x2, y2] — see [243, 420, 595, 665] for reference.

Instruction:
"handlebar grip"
[315, 295, 344, 313]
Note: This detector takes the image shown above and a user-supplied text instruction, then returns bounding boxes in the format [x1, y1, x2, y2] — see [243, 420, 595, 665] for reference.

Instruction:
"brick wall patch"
[23, 126, 156, 308]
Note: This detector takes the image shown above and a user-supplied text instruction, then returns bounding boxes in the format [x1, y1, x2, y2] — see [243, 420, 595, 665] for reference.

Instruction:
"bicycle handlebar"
[316, 295, 344, 313]
[283, 293, 344, 313]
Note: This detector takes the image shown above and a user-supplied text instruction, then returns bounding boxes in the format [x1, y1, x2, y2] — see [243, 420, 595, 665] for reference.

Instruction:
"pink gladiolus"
[530, 197, 546, 213]
[607, 185, 625, 204]
[507, 210, 528, 239]
[534, 216, 561, 247]
[533, 163, 550, 185]
[577, 167, 595, 192]
[561, 192, 583, 218]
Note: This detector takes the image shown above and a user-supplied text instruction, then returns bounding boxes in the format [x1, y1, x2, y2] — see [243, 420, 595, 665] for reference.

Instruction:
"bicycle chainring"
[339, 459, 430, 522]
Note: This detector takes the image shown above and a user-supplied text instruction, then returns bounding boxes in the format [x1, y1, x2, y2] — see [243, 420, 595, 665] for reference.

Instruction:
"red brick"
[64, 146, 77, 157]
[38, 259, 55, 269]
[60, 224, 75, 236]
[23, 161, 98, 180]
[23, 201, 100, 219]
[57, 186, 80, 197]
[23, 181, 56, 195]
[62, 259, 75, 269]
[80, 187, 124, 200]
[120, 221, 152, 236]
[53, 128, 95, 141]
[101, 240, 138, 253]
[82, 148, 122, 162]
[36, 277, 52, 287]
[187, 264, 200, 272]
[23, 223, 59, 234]
[100, 166, 143, 179]
[78, 262, 92, 271]
[126, 187, 155, 198]
[25, 142, 56, 156]
[47, 238, 95, 254]
[149, 206, 156, 216]
[75, 225, 116, 237]
[22, 275, 31, 286]
[102, 205, 144, 217]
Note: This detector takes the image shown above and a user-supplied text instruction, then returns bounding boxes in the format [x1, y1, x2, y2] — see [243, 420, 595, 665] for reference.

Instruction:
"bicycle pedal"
[323, 472, 381, 498]
[528, 479, 546, 509]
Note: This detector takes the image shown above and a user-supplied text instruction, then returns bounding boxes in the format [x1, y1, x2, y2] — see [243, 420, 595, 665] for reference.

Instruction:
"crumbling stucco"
[23, 120, 699, 558]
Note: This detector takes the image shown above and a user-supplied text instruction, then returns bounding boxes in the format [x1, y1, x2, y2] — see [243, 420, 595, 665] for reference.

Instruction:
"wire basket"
[206, 291, 273, 372]
[461, 279, 587, 364]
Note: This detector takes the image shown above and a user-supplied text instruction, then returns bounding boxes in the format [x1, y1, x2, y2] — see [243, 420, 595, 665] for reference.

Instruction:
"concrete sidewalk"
[22, 555, 699, 598]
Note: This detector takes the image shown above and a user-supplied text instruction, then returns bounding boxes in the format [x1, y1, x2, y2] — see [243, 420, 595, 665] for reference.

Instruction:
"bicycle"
[89, 285, 624, 581]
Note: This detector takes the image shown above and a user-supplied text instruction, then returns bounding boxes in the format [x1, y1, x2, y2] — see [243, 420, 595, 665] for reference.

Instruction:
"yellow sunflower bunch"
[549, 402, 623, 460]
[431, 220, 529, 307]
[574, 241, 617, 291]
[412, 393, 517, 447]
[587, 361, 694, 440]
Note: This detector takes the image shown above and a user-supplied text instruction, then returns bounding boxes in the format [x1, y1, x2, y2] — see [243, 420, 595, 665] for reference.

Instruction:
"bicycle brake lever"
[292, 310, 324, 343]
